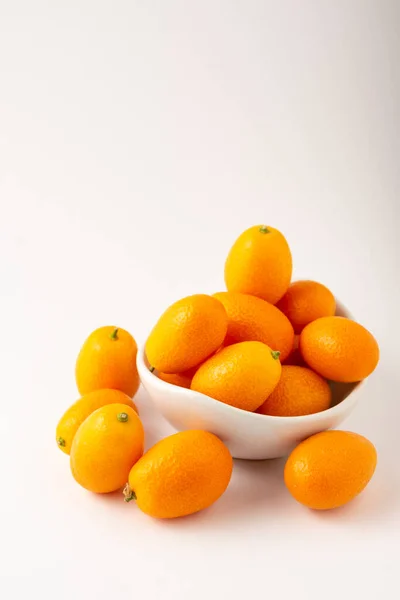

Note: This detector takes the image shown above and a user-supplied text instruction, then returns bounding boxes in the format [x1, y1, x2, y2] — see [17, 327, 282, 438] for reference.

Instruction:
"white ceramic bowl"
[137, 302, 361, 459]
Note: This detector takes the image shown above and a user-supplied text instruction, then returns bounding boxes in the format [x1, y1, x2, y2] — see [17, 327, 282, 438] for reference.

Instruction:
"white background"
[1, 1, 399, 598]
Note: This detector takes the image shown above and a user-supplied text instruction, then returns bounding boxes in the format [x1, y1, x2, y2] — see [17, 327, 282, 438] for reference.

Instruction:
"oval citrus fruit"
[300, 316, 379, 382]
[76, 326, 139, 397]
[145, 294, 227, 373]
[56, 389, 138, 454]
[191, 341, 281, 412]
[124, 430, 232, 518]
[284, 430, 377, 509]
[224, 225, 292, 304]
[257, 365, 331, 417]
[70, 404, 144, 493]
[276, 280, 336, 333]
[213, 291, 294, 361]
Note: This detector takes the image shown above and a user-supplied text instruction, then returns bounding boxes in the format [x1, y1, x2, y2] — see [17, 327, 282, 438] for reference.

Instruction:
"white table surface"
[1, 1, 399, 598]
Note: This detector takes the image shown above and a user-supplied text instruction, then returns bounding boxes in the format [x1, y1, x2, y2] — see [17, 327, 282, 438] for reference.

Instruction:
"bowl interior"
[140, 297, 361, 420]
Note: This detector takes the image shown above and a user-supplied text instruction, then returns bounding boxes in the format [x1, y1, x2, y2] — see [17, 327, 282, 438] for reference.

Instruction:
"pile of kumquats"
[56, 225, 380, 518]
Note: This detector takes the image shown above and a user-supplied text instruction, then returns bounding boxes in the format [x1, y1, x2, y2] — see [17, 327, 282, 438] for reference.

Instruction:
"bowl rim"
[137, 346, 363, 426]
